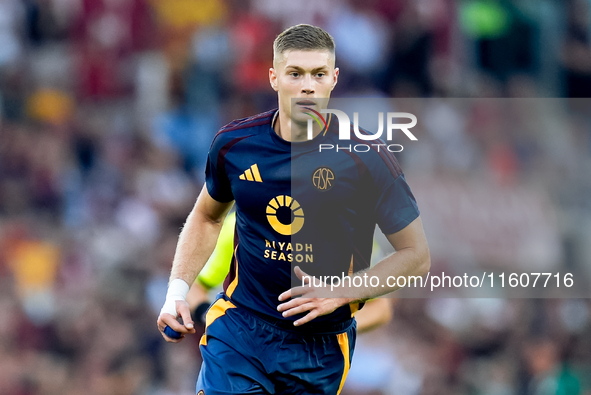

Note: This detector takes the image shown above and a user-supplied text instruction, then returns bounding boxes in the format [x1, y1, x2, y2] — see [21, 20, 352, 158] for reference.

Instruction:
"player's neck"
[274, 110, 323, 143]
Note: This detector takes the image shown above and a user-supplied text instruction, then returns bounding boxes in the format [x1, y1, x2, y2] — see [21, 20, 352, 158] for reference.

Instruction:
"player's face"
[270, 49, 339, 126]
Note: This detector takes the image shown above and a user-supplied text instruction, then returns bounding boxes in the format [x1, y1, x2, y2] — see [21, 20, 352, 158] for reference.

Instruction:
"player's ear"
[269, 68, 278, 91]
[331, 67, 339, 90]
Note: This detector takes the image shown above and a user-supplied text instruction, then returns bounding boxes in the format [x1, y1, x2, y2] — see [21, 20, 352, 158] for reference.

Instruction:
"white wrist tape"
[160, 279, 190, 318]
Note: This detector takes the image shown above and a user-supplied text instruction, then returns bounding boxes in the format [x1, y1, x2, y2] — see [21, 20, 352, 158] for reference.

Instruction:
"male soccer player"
[157, 24, 430, 395]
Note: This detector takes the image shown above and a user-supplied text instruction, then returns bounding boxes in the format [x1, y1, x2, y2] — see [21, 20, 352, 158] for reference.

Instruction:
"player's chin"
[290, 111, 311, 125]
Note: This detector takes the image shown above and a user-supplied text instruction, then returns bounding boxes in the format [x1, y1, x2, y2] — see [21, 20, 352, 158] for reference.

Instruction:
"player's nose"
[301, 75, 315, 95]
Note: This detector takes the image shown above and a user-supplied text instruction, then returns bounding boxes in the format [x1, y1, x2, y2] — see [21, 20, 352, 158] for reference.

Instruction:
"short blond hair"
[273, 24, 335, 62]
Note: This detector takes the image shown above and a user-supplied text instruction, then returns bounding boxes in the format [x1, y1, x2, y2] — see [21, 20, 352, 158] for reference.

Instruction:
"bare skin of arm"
[354, 298, 395, 334]
[277, 216, 430, 326]
[186, 282, 209, 311]
[157, 186, 233, 342]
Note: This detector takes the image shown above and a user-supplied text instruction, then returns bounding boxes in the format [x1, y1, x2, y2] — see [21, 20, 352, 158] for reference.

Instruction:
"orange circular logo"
[266, 195, 305, 235]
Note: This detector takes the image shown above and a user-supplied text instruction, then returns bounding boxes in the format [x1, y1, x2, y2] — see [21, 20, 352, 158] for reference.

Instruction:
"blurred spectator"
[460, 0, 538, 85]
[561, 0, 591, 97]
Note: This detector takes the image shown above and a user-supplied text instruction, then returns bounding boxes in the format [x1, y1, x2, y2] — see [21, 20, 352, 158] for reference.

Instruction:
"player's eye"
[316, 73, 325, 78]
[290, 72, 299, 78]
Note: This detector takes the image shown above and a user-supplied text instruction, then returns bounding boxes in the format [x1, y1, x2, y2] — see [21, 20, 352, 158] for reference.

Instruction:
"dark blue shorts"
[196, 293, 356, 395]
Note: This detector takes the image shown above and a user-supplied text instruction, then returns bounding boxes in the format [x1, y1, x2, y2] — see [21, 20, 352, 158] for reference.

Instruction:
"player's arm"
[157, 186, 233, 342]
[357, 215, 431, 297]
[278, 216, 430, 326]
[186, 211, 236, 327]
[354, 298, 394, 334]
[186, 281, 210, 310]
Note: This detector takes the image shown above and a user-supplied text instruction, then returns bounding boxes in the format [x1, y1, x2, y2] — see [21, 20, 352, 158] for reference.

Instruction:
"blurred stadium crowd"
[0, 0, 591, 394]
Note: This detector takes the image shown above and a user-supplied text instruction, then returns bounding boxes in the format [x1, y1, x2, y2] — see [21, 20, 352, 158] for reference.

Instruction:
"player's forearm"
[338, 246, 430, 304]
[169, 205, 224, 287]
[354, 298, 393, 334]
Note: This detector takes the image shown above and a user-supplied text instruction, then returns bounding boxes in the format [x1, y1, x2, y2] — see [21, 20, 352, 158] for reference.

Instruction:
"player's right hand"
[157, 299, 196, 343]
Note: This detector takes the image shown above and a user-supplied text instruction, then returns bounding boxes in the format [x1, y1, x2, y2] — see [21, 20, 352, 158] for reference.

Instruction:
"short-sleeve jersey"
[206, 109, 419, 324]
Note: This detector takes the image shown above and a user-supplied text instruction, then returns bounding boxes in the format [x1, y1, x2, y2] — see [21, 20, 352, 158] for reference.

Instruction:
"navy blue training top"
[206, 109, 420, 325]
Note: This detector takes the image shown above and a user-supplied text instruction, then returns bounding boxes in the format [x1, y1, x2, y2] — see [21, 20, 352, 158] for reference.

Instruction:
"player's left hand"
[277, 266, 352, 326]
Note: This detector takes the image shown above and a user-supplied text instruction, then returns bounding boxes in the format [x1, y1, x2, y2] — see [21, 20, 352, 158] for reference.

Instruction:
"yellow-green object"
[460, 1, 511, 39]
[197, 212, 236, 289]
